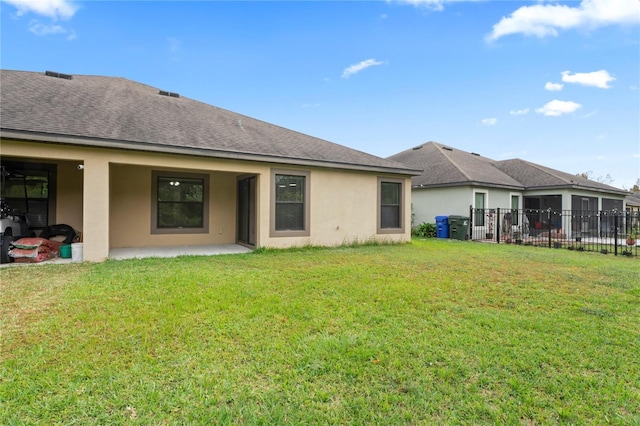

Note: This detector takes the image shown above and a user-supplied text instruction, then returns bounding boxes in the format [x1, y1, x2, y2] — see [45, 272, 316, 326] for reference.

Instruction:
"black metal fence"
[468, 207, 639, 257]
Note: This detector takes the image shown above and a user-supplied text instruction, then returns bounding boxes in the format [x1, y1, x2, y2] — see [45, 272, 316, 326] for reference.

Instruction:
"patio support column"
[82, 157, 110, 261]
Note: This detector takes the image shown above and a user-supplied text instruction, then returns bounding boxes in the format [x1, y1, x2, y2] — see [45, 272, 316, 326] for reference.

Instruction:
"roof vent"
[471, 152, 480, 156]
[442, 146, 453, 151]
[159, 90, 180, 98]
[45, 70, 73, 80]
[412, 145, 423, 150]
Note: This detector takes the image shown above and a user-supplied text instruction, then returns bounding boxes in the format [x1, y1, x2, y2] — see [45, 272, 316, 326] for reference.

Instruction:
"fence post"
[469, 205, 473, 241]
[614, 209, 618, 256]
[547, 208, 552, 248]
[496, 208, 501, 243]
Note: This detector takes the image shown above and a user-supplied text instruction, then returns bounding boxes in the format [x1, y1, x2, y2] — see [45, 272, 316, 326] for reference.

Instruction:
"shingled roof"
[389, 141, 627, 195]
[0, 70, 419, 175]
[388, 142, 523, 189]
[493, 158, 627, 194]
[626, 191, 640, 207]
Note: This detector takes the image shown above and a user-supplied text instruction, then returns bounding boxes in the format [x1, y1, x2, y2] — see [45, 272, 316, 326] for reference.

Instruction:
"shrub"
[412, 222, 436, 238]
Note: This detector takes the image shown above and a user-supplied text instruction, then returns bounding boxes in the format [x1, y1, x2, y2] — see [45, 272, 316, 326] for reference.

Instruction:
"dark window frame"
[377, 177, 405, 234]
[270, 169, 310, 238]
[151, 171, 209, 234]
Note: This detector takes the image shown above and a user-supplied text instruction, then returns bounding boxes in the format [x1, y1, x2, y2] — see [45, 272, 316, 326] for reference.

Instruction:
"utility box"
[449, 215, 470, 240]
[435, 216, 449, 238]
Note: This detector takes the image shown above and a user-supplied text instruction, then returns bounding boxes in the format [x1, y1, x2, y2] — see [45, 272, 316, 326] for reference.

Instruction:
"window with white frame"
[474, 192, 486, 226]
[511, 195, 520, 226]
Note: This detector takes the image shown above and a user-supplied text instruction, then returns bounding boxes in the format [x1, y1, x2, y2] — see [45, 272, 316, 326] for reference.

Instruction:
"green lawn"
[1, 239, 639, 425]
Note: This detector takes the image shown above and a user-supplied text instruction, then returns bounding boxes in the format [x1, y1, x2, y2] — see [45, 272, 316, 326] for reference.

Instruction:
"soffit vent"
[159, 90, 180, 98]
[45, 70, 73, 80]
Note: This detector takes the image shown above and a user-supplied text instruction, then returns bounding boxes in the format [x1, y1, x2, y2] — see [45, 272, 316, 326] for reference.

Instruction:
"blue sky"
[2, 0, 639, 189]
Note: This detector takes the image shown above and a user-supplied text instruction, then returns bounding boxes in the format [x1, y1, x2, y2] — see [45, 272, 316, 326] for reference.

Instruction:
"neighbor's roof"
[0, 70, 420, 175]
[388, 141, 628, 195]
[626, 191, 640, 207]
[388, 142, 524, 190]
[493, 158, 628, 195]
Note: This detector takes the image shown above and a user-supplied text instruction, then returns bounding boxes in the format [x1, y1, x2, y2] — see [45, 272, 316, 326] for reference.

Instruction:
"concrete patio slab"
[109, 244, 253, 260]
[0, 244, 253, 267]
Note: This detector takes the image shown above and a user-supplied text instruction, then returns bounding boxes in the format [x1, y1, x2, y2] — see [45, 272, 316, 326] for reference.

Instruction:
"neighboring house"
[626, 192, 640, 234]
[626, 192, 640, 215]
[388, 141, 629, 238]
[1, 70, 420, 261]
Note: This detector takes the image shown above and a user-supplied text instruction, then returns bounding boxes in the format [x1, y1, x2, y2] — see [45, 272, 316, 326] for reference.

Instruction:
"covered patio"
[1, 243, 253, 267]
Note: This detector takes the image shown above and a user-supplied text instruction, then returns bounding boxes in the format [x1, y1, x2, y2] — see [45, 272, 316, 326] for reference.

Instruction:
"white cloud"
[392, 0, 447, 11]
[341, 59, 384, 78]
[481, 118, 497, 126]
[5, 0, 78, 39]
[2, 0, 77, 20]
[28, 20, 65, 35]
[582, 110, 599, 119]
[28, 19, 75, 39]
[509, 108, 530, 115]
[392, 0, 483, 12]
[486, 0, 640, 42]
[536, 100, 582, 116]
[545, 82, 564, 91]
[561, 70, 616, 89]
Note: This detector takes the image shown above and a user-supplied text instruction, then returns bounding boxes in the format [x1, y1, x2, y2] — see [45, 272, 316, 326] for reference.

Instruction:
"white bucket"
[71, 243, 83, 262]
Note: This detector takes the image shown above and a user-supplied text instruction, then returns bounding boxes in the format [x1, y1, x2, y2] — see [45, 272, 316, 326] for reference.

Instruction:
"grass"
[1, 239, 639, 425]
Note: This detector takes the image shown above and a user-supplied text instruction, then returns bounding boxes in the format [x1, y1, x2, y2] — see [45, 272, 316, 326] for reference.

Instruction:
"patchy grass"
[1, 240, 639, 424]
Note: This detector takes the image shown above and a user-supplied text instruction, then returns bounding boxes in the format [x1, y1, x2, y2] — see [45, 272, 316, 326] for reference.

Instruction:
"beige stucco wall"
[2, 139, 412, 261]
[53, 161, 84, 231]
[109, 164, 238, 248]
[259, 169, 411, 249]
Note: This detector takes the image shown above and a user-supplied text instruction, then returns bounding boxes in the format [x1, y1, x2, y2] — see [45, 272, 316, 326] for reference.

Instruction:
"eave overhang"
[411, 181, 627, 196]
[1, 129, 423, 177]
[412, 181, 524, 191]
[523, 184, 628, 197]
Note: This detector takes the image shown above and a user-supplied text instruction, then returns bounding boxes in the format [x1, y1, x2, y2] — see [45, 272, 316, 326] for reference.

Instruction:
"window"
[511, 195, 520, 226]
[474, 192, 486, 226]
[270, 169, 310, 237]
[151, 171, 209, 234]
[378, 178, 404, 233]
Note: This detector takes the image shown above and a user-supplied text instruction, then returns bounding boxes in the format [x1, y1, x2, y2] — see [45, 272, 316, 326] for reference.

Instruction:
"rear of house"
[1, 70, 420, 262]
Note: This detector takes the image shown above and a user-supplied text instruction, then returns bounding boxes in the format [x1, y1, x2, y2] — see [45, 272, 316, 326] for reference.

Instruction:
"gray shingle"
[388, 141, 627, 195]
[627, 191, 640, 207]
[388, 142, 523, 189]
[494, 159, 627, 194]
[1, 70, 419, 175]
